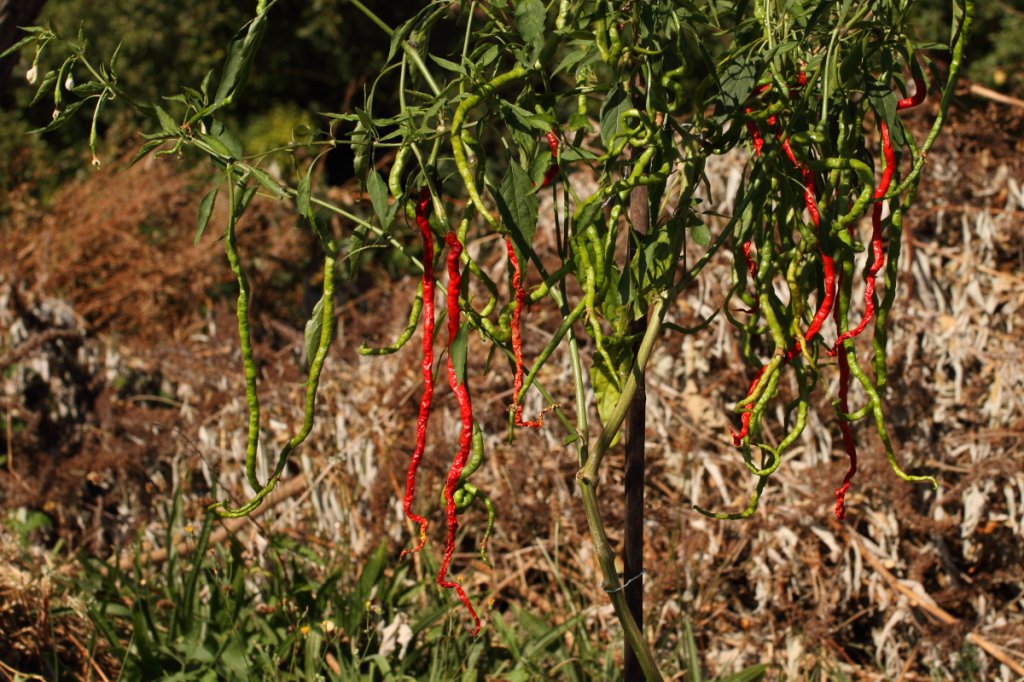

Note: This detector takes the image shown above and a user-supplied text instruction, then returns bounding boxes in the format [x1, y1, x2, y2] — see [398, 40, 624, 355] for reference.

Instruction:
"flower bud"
[25, 65, 37, 84]
[64, 73, 75, 90]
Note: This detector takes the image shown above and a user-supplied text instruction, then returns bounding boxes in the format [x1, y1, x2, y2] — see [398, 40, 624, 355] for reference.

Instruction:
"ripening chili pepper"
[438, 230, 481, 636]
[401, 189, 436, 557]
[742, 241, 758, 278]
[743, 83, 772, 156]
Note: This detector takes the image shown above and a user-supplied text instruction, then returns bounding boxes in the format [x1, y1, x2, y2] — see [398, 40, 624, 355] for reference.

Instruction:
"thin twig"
[968, 83, 1024, 110]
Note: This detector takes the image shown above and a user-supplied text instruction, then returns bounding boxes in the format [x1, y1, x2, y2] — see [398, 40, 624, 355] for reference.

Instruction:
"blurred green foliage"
[915, 0, 1024, 92]
[1, 0, 419, 207]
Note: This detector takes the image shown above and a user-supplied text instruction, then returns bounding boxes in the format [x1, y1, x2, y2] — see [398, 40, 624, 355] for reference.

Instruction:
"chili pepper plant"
[6, 0, 973, 678]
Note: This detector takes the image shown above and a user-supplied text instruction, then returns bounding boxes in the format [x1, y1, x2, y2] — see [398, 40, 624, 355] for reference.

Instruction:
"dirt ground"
[1, 97, 1022, 680]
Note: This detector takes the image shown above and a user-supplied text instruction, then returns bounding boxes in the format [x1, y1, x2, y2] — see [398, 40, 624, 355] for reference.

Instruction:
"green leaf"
[213, 9, 268, 108]
[839, 40, 864, 87]
[718, 664, 767, 682]
[591, 346, 629, 441]
[367, 170, 390, 227]
[0, 33, 38, 59]
[304, 295, 326, 367]
[719, 57, 759, 108]
[198, 133, 234, 159]
[126, 139, 165, 168]
[515, 0, 546, 59]
[429, 54, 466, 75]
[297, 165, 313, 221]
[30, 70, 57, 107]
[493, 161, 538, 268]
[195, 187, 219, 245]
[451, 324, 470, 386]
[206, 120, 244, 158]
[30, 100, 86, 134]
[691, 223, 711, 247]
[599, 85, 631, 149]
[248, 166, 285, 199]
[153, 104, 178, 135]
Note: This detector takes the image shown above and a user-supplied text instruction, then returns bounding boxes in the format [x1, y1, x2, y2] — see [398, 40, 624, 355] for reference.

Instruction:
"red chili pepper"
[506, 236, 543, 428]
[831, 121, 895, 353]
[729, 344, 800, 446]
[742, 241, 757, 278]
[539, 130, 560, 188]
[897, 76, 926, 111]
[504, 131, 560, 429]
[438, 230, 481, 635]
[833, 272, 858, 520]
[745, 83, 836, 344]
[401, 189, 436, 558]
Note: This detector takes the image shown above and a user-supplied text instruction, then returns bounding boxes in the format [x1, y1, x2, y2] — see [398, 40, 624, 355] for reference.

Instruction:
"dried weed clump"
[0, 527, 117, 680]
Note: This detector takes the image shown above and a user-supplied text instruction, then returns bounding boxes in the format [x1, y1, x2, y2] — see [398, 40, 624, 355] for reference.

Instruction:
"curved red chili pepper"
[539, 130, 560, 188]
[729, 344, 800, 446]
[506, 236, 543, 428]
[745, 82, 836, 344]
[897, 76, 926, 111]
[734, 76, 835, 444]
[505, 131, 560, 430]
[833, 272, 858, 520]
[438, 230, 481, 635]
[742, 241, 758, 278]
[401, 189, 436, 558]
[831, 121, 896, 353]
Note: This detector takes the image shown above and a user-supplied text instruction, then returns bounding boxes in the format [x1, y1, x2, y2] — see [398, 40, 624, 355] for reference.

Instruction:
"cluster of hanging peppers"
[711, 62, 947, 521]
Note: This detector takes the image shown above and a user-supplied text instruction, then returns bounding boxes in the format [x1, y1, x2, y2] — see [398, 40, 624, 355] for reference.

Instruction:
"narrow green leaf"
[126, 139, 165, 168]
[493, 161, 538, 268]
[599, 85, 631, 149]
[30, 100, 86, 134]
[1, 33, 40, 59]
[429, 54, 466, 75]
[297, 166, 313, 221]
[367, 170, 390, 227]
[195, 187, 219, 245]
[30, 70, 56, 106]
[153, 104, 178, 135]
[213, 9, 268, 108]
[198, 133, 233, 159]
[691, 223, 711, 247]
[248, 166, 285, 199]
